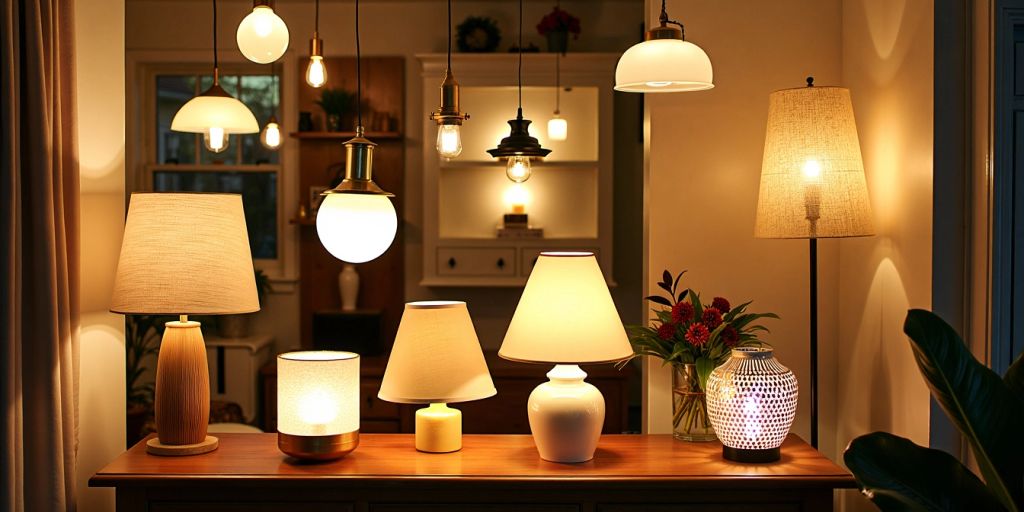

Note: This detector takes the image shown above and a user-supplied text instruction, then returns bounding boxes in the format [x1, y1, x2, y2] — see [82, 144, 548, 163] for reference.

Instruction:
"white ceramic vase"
[526, 364, 605, 463]
[339, 264, 359, 311]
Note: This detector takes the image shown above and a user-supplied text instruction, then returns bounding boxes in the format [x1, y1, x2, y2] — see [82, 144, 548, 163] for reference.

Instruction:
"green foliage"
[125, 315, 170, 407]
[314, 88, 357, 118]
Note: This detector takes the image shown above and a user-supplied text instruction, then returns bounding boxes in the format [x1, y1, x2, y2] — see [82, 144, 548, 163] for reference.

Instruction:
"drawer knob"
[447, 257, 457, 269]
[497, 257, 505, 269]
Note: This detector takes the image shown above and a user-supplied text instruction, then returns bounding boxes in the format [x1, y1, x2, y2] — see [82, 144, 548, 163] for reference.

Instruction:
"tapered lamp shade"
[171, 94, 260, 136]
[615, 39, 714, 93]
[500, 252, 631, 364]
[754, 86, 874, 239]
[110, 193, 259, 315]
[380, 301, 496, 404]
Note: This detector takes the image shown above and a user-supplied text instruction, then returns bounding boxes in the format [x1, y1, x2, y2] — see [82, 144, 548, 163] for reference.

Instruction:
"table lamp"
[754, 77, 874, 449]
[378, 301, 496, 453]
[499, 252, 632, 463]
[277, 351, 360, 460]
[111, 193, 259, 456]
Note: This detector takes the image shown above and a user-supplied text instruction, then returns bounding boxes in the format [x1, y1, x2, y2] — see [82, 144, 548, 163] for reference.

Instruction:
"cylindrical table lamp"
[706, 347, 799, 463]
[277, 351, 360, 460]
[111, 193, 259, 456]
[499, 252, 632, 463]
[379, 301, 496, 453]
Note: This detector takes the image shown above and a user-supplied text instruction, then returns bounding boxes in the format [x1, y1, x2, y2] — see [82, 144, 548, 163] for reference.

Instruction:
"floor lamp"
[754, 77, 874, 449]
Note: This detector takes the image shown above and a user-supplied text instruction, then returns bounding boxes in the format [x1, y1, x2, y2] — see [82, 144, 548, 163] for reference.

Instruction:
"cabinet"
[205, 334, 273, 423]
[419, 54, 618, 287]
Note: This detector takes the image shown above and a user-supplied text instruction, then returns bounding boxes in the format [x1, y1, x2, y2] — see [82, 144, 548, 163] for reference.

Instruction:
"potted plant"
[314, 88, 357, 131]
[623, 270, 778, 441]
[844, 309, 1024, 511]
[536, 6, 580, 54]
[217, 268, 272, 338]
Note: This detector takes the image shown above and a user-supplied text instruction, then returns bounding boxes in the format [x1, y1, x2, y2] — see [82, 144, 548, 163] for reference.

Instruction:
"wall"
[75, 0, 127, 509]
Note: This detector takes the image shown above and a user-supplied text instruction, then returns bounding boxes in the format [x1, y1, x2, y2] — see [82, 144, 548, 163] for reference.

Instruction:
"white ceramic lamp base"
[148, 318, 217, 456]
[415, 403, 462, 453]
[527, 364, 605, 463]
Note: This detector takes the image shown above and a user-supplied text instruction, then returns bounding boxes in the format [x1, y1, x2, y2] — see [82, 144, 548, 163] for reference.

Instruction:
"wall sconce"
[277, 351, 360, 460]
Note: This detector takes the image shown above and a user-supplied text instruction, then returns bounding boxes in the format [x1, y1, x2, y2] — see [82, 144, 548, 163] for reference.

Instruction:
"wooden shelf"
[290, 131, 402, 140]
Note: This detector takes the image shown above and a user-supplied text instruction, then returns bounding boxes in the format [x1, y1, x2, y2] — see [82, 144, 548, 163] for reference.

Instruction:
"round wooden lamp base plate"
[146, 436, 219, 456]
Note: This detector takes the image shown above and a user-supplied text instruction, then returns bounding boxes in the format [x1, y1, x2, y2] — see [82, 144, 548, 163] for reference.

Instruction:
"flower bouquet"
[625, 269, 778, 441]
[536, 7, 580, 53]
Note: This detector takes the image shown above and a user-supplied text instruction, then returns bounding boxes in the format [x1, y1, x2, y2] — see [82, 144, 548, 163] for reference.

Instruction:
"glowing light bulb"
[316, 193, 397, 263]
[802, 159, 822, 181]
[260, 120, 281, 149]
[506, 155, 532, 183]
[306, 56, 327, 88]
[236, 5, 289, 64]
[204, 127, 229, 153]
[436, 124, 463, 158]
[547, 115, 567, 141]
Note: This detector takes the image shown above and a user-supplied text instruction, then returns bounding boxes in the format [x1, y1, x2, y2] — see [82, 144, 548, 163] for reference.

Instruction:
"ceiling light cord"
[355, 0, 362, 130]
[314, 0, 319, 34]
[658, 0, 685, 36]
[212, 0, 219, 83]
[517, 0, 523, 116]
[447, 0, 452, 70]
[555, 53, 561, 113]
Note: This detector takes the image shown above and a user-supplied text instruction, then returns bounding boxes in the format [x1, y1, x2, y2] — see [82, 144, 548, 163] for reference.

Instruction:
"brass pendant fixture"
[305, 0, 327, 88]
[430, 0, 469, 159]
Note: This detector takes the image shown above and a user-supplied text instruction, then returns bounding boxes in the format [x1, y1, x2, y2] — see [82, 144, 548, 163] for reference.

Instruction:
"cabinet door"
[373, 506, 578, 512]
[152, 504, 350, 512]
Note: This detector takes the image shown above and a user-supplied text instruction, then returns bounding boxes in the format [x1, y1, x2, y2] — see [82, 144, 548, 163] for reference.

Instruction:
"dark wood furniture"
[260, 352, 634, 435]
[91, 433, 855, 511]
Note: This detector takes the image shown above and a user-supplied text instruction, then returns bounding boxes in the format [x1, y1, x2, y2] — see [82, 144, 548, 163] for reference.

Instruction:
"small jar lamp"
[706, 347, 799, 463]
[277, 351, 360, 460]
[378, 301, 496, 453]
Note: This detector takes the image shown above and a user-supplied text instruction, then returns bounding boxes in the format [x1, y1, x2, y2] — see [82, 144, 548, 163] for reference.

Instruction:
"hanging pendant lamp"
[305, 0, 328, 88]
[614, 0, 713, 93]
[172, 0, 259, 154]
[236, 0, 289, 64]
[430, 0, 470, 159]
[260, 64, 282, 150]
[316, 0, 397, 264]
[488, 0, 551, 183]
[547, 51, 567, 141]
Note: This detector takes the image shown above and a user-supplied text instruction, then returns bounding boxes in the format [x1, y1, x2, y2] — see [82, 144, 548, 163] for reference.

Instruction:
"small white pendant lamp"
[547, 52, 568, 141]
[236, 0, 289, 64]
[614, 0, 713, 93]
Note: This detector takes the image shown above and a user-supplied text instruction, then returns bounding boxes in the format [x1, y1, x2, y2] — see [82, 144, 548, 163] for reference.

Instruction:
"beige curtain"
[1, 0, 81, 510]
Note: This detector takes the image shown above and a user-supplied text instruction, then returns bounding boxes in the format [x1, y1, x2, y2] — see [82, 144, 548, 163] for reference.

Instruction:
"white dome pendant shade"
[171, 79, 260, 141]
[236, 1, 289, 64]
[614, 1, 713, 93]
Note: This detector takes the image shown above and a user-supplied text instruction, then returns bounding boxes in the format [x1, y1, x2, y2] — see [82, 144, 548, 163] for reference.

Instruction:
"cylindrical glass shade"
[315, 193, 398, 264]
[614, 39, 714, 93]
[706, 347, 798, 463]
[277, 351, 360, 460]
[236, 5, 289, 64]
[547, 116, 568, 141]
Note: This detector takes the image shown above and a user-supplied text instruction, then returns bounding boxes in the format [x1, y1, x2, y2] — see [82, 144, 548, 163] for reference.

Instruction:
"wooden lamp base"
[147, 317, 217, 456]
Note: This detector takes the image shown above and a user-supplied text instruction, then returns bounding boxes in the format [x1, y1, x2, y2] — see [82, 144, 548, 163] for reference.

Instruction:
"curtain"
[1, 0, 81, 510]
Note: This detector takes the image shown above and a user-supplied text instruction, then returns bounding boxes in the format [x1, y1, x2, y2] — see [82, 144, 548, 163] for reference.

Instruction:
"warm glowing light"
[298, 389, 340, 429]
[646, 81, 672, 88]
[277, 351, 359, 438]
[802, 159, 822, 181]
[615, 39, 714, 93]
[503, 183, 531, 213]
[204, 127, 228, 153]
[436, 124, 463, 158]
[236, 5, 289, 64]
[741, 396, 763, 440]
[306, 56, 327, 88]
[316, 193, 398, 263]
[547, 116, 568, 141]
[506, 156, 532, 183]
[260, 120, 281, 149]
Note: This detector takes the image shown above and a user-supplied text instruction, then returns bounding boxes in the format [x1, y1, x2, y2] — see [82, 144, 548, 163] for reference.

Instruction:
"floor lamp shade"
[754, 86, 874, 239]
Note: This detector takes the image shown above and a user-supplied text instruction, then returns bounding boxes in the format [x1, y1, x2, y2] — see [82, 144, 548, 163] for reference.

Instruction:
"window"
[148, 70, 281, 260]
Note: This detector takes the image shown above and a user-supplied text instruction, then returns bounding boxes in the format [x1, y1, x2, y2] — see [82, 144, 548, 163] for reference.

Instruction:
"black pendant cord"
[517, 0, 523, 116]
[355, 0, 362, 129]
[314, 0, 319, 34]
[446, 0, 452, 70]
[212, 0, 219, 82]
[809, 238, 819, 449]
[555, 53, 561, 113]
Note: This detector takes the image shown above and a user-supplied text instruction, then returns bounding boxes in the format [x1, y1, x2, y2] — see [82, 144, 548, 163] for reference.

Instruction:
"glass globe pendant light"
[430, 0, 470, 159]
[316, 0, 397, 264]
[305, 0, 328, 88]
[487, 0, 551, 182]
[172, 0, 259, 154]
[614, 0, 713, 93]
[260, 65, 282, 150]
[547, 52, 567, 141]
[236, 0, 289, 64]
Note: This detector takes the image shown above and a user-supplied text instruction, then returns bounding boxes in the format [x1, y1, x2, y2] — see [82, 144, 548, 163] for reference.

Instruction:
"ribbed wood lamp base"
[147, 319, 217, 456]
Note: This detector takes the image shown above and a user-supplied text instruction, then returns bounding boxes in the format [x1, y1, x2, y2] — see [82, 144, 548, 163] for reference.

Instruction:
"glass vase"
[672, 363, 717, 441]
[546, 30, 569, 54]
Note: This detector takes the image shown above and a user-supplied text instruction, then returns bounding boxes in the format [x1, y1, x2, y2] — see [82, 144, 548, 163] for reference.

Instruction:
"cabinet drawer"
[361, 379, 399, 419]
[521, 248, 599, 276]
[373, 506, 578, 512]
[438, 247, 516, 277]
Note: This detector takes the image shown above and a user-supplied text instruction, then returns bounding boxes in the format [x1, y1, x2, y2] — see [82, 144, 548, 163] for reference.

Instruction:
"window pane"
[156, 75, 197, 164]
[240, 75, 280, 165]
[198, 75, 241, 166]
[152, 171, 278, 259]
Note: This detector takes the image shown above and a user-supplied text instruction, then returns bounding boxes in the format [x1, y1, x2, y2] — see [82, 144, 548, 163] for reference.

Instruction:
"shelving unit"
[418, 53, 618, 287]
[290, 131, 402, 140]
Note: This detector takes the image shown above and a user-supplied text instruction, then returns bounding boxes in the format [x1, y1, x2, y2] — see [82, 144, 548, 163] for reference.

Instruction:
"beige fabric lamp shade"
[379, 301, 496, 404]
[754, 85, 874, 239]
[500, 252, 632, 364]
[110, 193, 259, 315]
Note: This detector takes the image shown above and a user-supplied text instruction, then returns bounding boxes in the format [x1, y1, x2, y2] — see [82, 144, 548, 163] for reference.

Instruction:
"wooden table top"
[91, 434, 855, 490]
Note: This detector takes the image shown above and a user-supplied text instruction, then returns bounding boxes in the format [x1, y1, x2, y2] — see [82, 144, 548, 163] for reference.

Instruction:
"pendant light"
[236, 0, 289, 64]
[487, 0, 551, 182]
[430, 0, 470, 159]
[172, 0, 259, 154]
[305, 0, 328, 88]
[260, 64, 282, 150]
[547, 52, 567, 141]
[614, 0, 713, 93]
[316, 0, 397, 264]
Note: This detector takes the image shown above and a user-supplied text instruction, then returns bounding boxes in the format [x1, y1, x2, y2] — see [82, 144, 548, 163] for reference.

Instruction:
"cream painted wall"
[75, 0, 126, 509]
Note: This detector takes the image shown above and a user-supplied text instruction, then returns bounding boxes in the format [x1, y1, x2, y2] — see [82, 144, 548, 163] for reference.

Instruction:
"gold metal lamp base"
[278, 431, 359, 461]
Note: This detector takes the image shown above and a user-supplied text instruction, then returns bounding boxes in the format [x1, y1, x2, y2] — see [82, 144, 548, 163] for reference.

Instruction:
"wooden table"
[91, 433, 855, 512]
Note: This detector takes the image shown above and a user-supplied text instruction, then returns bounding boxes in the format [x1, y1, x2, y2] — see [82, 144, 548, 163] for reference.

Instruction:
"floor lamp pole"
[809, 238, 819, 449]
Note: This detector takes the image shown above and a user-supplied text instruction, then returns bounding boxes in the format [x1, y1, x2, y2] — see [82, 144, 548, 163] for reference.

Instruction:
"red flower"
[671, 301, 694, 324]
[657, 322, 676, 341]
[536, 7, 581, 37]
[721, 326, 739, 347]
[702, 308, 723, 330]
[685, 322, 710, 347]
[712, 297, 731, 313]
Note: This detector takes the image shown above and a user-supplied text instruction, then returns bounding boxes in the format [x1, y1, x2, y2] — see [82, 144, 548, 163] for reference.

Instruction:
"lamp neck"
[343, 129, 376, 183]
[547, 364, 587, 383]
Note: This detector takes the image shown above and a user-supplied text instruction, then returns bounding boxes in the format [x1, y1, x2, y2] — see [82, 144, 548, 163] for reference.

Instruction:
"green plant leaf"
[903, 309, 1024, 510]
[844, 431, 1005, 512]
[688, 290, 703, 322]
[695, 357, 715, 392]
[1004, 353, 1024, 406]
[645, 295, 673, 307]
